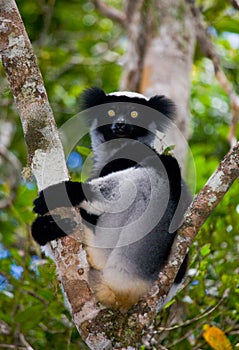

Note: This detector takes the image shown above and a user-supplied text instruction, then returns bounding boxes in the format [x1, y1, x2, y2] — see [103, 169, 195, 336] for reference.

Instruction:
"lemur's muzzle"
[111, 116, 128, 136]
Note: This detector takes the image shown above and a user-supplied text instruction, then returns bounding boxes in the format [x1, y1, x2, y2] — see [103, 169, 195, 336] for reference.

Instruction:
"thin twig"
[37, 0, 56, 45]
[22, 289, 49, 307]
[19, 334, 34, 350]
[91, 0, 126, 27]
[157, 289, 227, 332]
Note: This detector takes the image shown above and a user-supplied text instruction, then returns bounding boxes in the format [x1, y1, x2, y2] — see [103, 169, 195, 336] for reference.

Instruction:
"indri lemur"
[32, 87, 190, 311]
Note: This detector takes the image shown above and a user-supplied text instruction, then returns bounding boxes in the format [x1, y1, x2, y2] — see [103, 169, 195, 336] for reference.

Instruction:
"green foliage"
[0, 0, 239, 349]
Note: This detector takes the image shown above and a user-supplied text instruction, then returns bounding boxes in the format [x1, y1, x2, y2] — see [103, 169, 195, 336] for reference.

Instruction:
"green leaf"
[200, 243, 211, 257]
[163, 145, 175, 155]
[76, 145, 92, 156]
[215, 17, 239, 34]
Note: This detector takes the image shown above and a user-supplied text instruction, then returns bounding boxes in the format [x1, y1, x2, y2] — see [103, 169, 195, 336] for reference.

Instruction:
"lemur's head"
[80, 87, 176, 147]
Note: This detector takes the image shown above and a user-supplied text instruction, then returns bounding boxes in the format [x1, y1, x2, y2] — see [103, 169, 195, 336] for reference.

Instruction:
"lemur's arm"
[32, 154, 180, 219]
[33, 181, 91, 215]
[32, 181, 92, 246]
[31, 175, 122, 246]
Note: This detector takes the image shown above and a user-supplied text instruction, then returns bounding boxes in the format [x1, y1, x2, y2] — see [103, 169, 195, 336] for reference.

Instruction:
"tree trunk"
[121, 0, 196, 169]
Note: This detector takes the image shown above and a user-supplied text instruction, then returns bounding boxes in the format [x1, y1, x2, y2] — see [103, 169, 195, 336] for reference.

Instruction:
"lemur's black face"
[96, 103, 150, 142]
[80, 87, 176, 144]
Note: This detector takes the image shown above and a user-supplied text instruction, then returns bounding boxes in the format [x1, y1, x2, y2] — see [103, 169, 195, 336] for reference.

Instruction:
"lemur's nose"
[111, 118, 127, 133]
[114, 122, 126, 130]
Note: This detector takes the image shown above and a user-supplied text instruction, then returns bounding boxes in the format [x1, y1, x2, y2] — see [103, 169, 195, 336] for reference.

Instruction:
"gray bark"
[140, 0, 196, 169]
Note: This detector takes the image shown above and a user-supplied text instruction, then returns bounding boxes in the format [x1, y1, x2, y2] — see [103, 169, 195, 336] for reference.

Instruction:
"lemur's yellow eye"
[131, 111, 138, 118]
[108, 109, 115, 117]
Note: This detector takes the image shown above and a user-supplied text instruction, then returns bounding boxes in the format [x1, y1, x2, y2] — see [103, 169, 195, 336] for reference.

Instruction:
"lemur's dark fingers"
[31, 215, 77, 245]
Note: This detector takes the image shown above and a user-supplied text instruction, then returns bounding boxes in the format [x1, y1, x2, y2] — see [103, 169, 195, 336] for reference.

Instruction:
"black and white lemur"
[31, 87, 191, 311]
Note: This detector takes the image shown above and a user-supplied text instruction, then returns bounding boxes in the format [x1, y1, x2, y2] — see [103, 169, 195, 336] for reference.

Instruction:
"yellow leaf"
[203, 324, 232, 350]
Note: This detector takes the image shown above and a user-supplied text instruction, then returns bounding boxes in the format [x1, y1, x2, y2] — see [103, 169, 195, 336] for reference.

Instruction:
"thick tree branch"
[145, 141, 239, 311]
[0, 2, 68, 186]
[189, 0, 239, 148]
[0, 1, 99, 347]
[91, 0, 126, 27]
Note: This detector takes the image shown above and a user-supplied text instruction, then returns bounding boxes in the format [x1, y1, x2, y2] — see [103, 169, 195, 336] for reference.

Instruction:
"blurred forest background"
[0, 0, 239, 349]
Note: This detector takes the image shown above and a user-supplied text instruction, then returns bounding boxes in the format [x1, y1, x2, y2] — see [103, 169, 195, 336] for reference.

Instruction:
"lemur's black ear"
[79, 87, 106, 110]
[147, 95, 176, 120]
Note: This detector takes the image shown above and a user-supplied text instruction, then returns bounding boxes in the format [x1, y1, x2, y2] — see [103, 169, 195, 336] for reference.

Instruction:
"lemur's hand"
[33, 182, 68, 215]
[33, 189, 48, 215]
[31, 215, 77, 245]
[33, 181, 85, 215]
